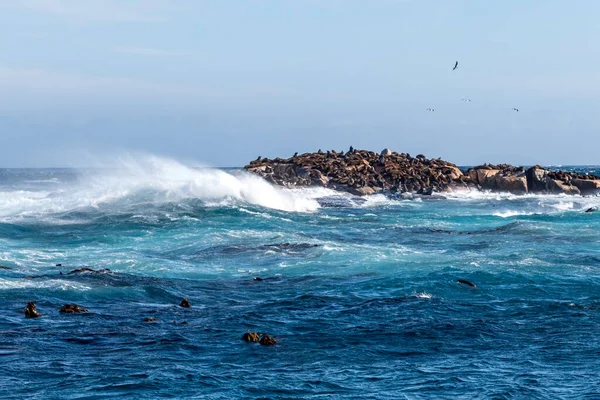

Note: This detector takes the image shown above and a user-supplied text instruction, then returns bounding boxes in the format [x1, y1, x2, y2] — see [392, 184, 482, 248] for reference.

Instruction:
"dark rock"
[180, 298, 191, 308]
[526, 166, 548, 192]
[55, 263, 62, 267]
[253, 277, 264, 281]
[25, 302, 41, 318]
[244, 149, 599, 197]
[241, 332, 260, 342]
[59, 304, 88, 313]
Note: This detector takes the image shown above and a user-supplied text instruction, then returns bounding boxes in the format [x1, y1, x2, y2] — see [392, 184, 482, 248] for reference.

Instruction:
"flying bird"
[513, 108, 519, 112]
[461, 98, 471, 102]
[426, 108, 435, 112]
[453, 61, 458, 70]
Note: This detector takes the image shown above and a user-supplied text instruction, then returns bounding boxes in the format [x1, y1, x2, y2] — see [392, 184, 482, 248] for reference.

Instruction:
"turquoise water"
[1, 157, 599, 399]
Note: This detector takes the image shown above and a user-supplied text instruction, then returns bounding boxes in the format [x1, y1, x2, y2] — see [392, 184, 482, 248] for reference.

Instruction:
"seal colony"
[244, 148, 600, 196]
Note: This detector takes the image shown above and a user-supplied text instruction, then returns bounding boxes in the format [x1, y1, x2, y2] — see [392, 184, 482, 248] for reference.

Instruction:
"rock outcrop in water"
[245, 149, 466, 196]
[244, 149, 600, 196]
[466, 164, 599, 195]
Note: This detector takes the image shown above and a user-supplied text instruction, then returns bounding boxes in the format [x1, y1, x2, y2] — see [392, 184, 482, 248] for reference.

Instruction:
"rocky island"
[244, 148, 600, 196]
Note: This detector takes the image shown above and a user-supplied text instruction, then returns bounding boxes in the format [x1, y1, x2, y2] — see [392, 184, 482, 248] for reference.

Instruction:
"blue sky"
[1, 0, 599, 167]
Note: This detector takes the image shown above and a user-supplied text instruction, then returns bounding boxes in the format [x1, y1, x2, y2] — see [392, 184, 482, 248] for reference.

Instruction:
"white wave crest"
[414, 292, 433, 299]
[0, 154, 321, 220]
[492, 210, 534, 218]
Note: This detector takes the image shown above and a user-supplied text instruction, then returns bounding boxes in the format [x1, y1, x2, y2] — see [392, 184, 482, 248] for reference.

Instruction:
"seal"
[457, 279, 476, 288]
[241, 332, 260, 342]
[25, 302, 41, 318]
[259, 334, 277, 346]
[180, 298, 191, 308]
[59, 304, 88, 313]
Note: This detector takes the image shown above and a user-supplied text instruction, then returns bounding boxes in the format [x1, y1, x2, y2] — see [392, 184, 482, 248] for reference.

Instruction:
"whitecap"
[414, 292, 433, 299]
[493, 210, 534, 218]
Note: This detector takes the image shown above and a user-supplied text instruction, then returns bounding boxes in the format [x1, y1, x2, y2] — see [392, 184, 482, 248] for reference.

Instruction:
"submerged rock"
[25, 302, 41, 318]
[59, 304, 88, 313]
[180, 298, 191, 308]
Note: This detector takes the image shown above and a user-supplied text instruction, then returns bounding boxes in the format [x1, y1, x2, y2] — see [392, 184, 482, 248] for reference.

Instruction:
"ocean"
[1, 156, 599, 399]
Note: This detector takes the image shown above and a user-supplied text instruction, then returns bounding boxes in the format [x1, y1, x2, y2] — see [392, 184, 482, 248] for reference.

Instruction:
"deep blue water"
[1, 159, 599, 399]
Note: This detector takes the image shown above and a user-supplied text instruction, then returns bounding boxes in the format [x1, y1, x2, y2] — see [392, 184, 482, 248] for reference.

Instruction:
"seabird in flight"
[453, 61, 458, 70]
[426, 108, 435, 112]
[513, 108, 519, 112]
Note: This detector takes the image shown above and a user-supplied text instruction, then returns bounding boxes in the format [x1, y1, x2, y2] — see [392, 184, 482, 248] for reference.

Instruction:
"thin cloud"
[115, 46, 189, 57]
[0, 66, 296, 109]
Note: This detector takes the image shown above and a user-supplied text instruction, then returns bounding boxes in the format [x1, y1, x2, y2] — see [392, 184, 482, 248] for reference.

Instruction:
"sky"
[0, 0, 599, 167]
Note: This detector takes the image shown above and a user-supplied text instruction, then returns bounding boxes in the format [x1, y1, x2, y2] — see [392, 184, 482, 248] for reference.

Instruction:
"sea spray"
[0, 154, 321, 221]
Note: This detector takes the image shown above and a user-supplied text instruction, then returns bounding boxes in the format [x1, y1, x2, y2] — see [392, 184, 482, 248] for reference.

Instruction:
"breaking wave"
[0, 154, 321, 220]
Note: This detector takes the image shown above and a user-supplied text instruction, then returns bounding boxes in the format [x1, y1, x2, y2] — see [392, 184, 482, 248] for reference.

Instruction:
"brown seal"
[59, 304, 88, 313]
[25, 302, 41, 318]
[179, 298, 191, 308]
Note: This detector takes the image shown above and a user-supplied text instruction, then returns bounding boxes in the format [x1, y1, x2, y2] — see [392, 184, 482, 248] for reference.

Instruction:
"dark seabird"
[513, 108, 519, 112]
[426, 108, 435, 112]
[461, 98, 471, 102]
[453, 61, 458, 70]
